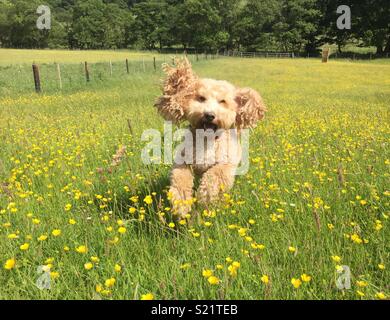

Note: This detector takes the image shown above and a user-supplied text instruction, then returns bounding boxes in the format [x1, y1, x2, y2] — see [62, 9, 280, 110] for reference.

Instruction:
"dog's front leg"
[197, 163, 236, 204]
[169, 164, 194, 218]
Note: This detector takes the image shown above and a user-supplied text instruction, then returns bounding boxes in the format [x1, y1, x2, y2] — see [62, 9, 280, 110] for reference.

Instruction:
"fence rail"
[223, 51, 294, 58]
[17, 54, 217, 94]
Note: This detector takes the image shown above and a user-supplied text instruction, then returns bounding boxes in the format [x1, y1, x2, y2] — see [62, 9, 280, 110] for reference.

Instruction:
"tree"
[354, 0, 390, 54]
[0, 0, 50, 48]
[317, 0, 354, 53]
[128, 0, 171, 50]
[235, 0, 280, 51]
[170, 0, 222, 50]
[273, 0, 321, 53]
[69, 0, 129, 49]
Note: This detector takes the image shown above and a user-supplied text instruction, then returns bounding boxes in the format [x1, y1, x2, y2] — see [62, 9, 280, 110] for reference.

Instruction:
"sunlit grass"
[0, 55, 389, 299]
[0, 48, 162, 66]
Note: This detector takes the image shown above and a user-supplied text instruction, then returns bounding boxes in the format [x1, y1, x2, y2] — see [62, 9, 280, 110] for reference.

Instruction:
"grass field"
[0, 49, 389, 300]
[0, 49, 158, 66]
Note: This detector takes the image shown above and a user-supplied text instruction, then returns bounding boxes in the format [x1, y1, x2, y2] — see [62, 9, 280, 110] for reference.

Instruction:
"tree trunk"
[384, 36, 390, 53]
[376, 43, 384, 55]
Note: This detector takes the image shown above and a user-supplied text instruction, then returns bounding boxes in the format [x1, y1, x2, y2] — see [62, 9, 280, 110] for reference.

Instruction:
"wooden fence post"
[56, 63, 62, 90]
[196, 51, 199, 61]
[109, 60, 113, 76]
[153, 57, 156, 72]
[32, 63, 41, 93]
[126, 58, 129, 74]
[84, 61, 90, 82]
[322, 48, 330, 63]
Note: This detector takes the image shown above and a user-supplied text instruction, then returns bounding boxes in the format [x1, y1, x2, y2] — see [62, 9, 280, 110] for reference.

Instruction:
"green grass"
[0, 49, 159, 66]
[0, 50, 389, 300]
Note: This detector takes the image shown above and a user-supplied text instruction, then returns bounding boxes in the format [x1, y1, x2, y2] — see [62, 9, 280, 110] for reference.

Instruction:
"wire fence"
[0, 54, 218, 95]
[2, 49, 387, 96]
[222, 51, 295, 58]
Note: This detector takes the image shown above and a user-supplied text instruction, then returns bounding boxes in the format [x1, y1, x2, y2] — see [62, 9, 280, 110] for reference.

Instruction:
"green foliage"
[0, 0, 389, 54]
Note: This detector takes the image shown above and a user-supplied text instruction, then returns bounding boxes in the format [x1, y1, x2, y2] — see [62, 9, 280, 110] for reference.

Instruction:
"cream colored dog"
[155, 58, 266, 217]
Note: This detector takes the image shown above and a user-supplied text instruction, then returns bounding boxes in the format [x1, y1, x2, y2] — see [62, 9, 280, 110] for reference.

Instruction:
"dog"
[155, 58, 266, 218]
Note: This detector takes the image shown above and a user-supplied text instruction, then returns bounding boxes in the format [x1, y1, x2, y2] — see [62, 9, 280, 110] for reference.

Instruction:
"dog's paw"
[168, 187, 194, 219]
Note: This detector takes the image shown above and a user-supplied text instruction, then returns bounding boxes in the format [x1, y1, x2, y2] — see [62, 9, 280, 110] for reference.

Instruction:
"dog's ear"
[235, 88, 266, 129]
[155, 58, 198, 123]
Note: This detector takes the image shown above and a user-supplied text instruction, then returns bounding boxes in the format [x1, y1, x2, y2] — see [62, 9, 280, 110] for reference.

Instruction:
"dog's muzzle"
[201, 112, 218, 131]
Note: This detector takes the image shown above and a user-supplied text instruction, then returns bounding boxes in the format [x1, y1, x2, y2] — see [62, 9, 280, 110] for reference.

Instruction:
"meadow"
[0, 49, 389, 300]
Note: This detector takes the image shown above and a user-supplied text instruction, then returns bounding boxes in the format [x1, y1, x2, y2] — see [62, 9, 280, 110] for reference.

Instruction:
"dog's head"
[155, 58, 266, 130]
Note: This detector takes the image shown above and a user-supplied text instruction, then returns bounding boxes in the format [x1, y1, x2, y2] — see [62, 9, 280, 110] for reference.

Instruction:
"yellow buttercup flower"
[180, 263, 191, 270]
[331, 255, 341, 263]
[144, 195, 153, 205]
[288, 246, 296, 253]
[335, 265, 344, 272]
[4, 258, 16, 270]
[356, 280, 368, 287]
[327, 223, 334, 230]
[84, 262, 93, 270]
[207, 276, 220, 285]
[75, 245, 87, 254]
[301, 274, 311, 282]
[260, 275, 269, 284]
[141, 293, 154, 300]
[104, 278, 116, 288]
[375, 292, 386, 300]
[291, 278, 302, 289]
[118, 226, 127, 234]
[356, 290, 365, 297]
[91, 256, 100, 263]
[37, 234, 48, 241]
[52, 229, 61, 237]
[20, 243, 30, 250]
[202, 269, 213, 278]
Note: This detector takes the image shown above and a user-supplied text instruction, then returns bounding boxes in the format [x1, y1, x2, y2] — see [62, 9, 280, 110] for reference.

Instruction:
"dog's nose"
[204, 112, 215, 122]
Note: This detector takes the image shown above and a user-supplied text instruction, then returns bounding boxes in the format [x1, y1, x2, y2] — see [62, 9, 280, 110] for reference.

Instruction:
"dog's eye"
[196, 96, 206, 103]
[219, 100, 227, 104]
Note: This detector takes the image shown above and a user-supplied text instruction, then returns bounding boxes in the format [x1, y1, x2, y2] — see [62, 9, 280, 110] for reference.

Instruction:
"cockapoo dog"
[155, 58, 266, 217]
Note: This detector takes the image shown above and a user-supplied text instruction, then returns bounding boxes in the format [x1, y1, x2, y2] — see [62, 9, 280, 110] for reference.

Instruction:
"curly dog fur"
[155, 58, 266, 217]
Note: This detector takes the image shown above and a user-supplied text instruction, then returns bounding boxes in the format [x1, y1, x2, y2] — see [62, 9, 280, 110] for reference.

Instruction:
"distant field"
[0, 49, 159, 66]
[0, 51, 389, 300]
